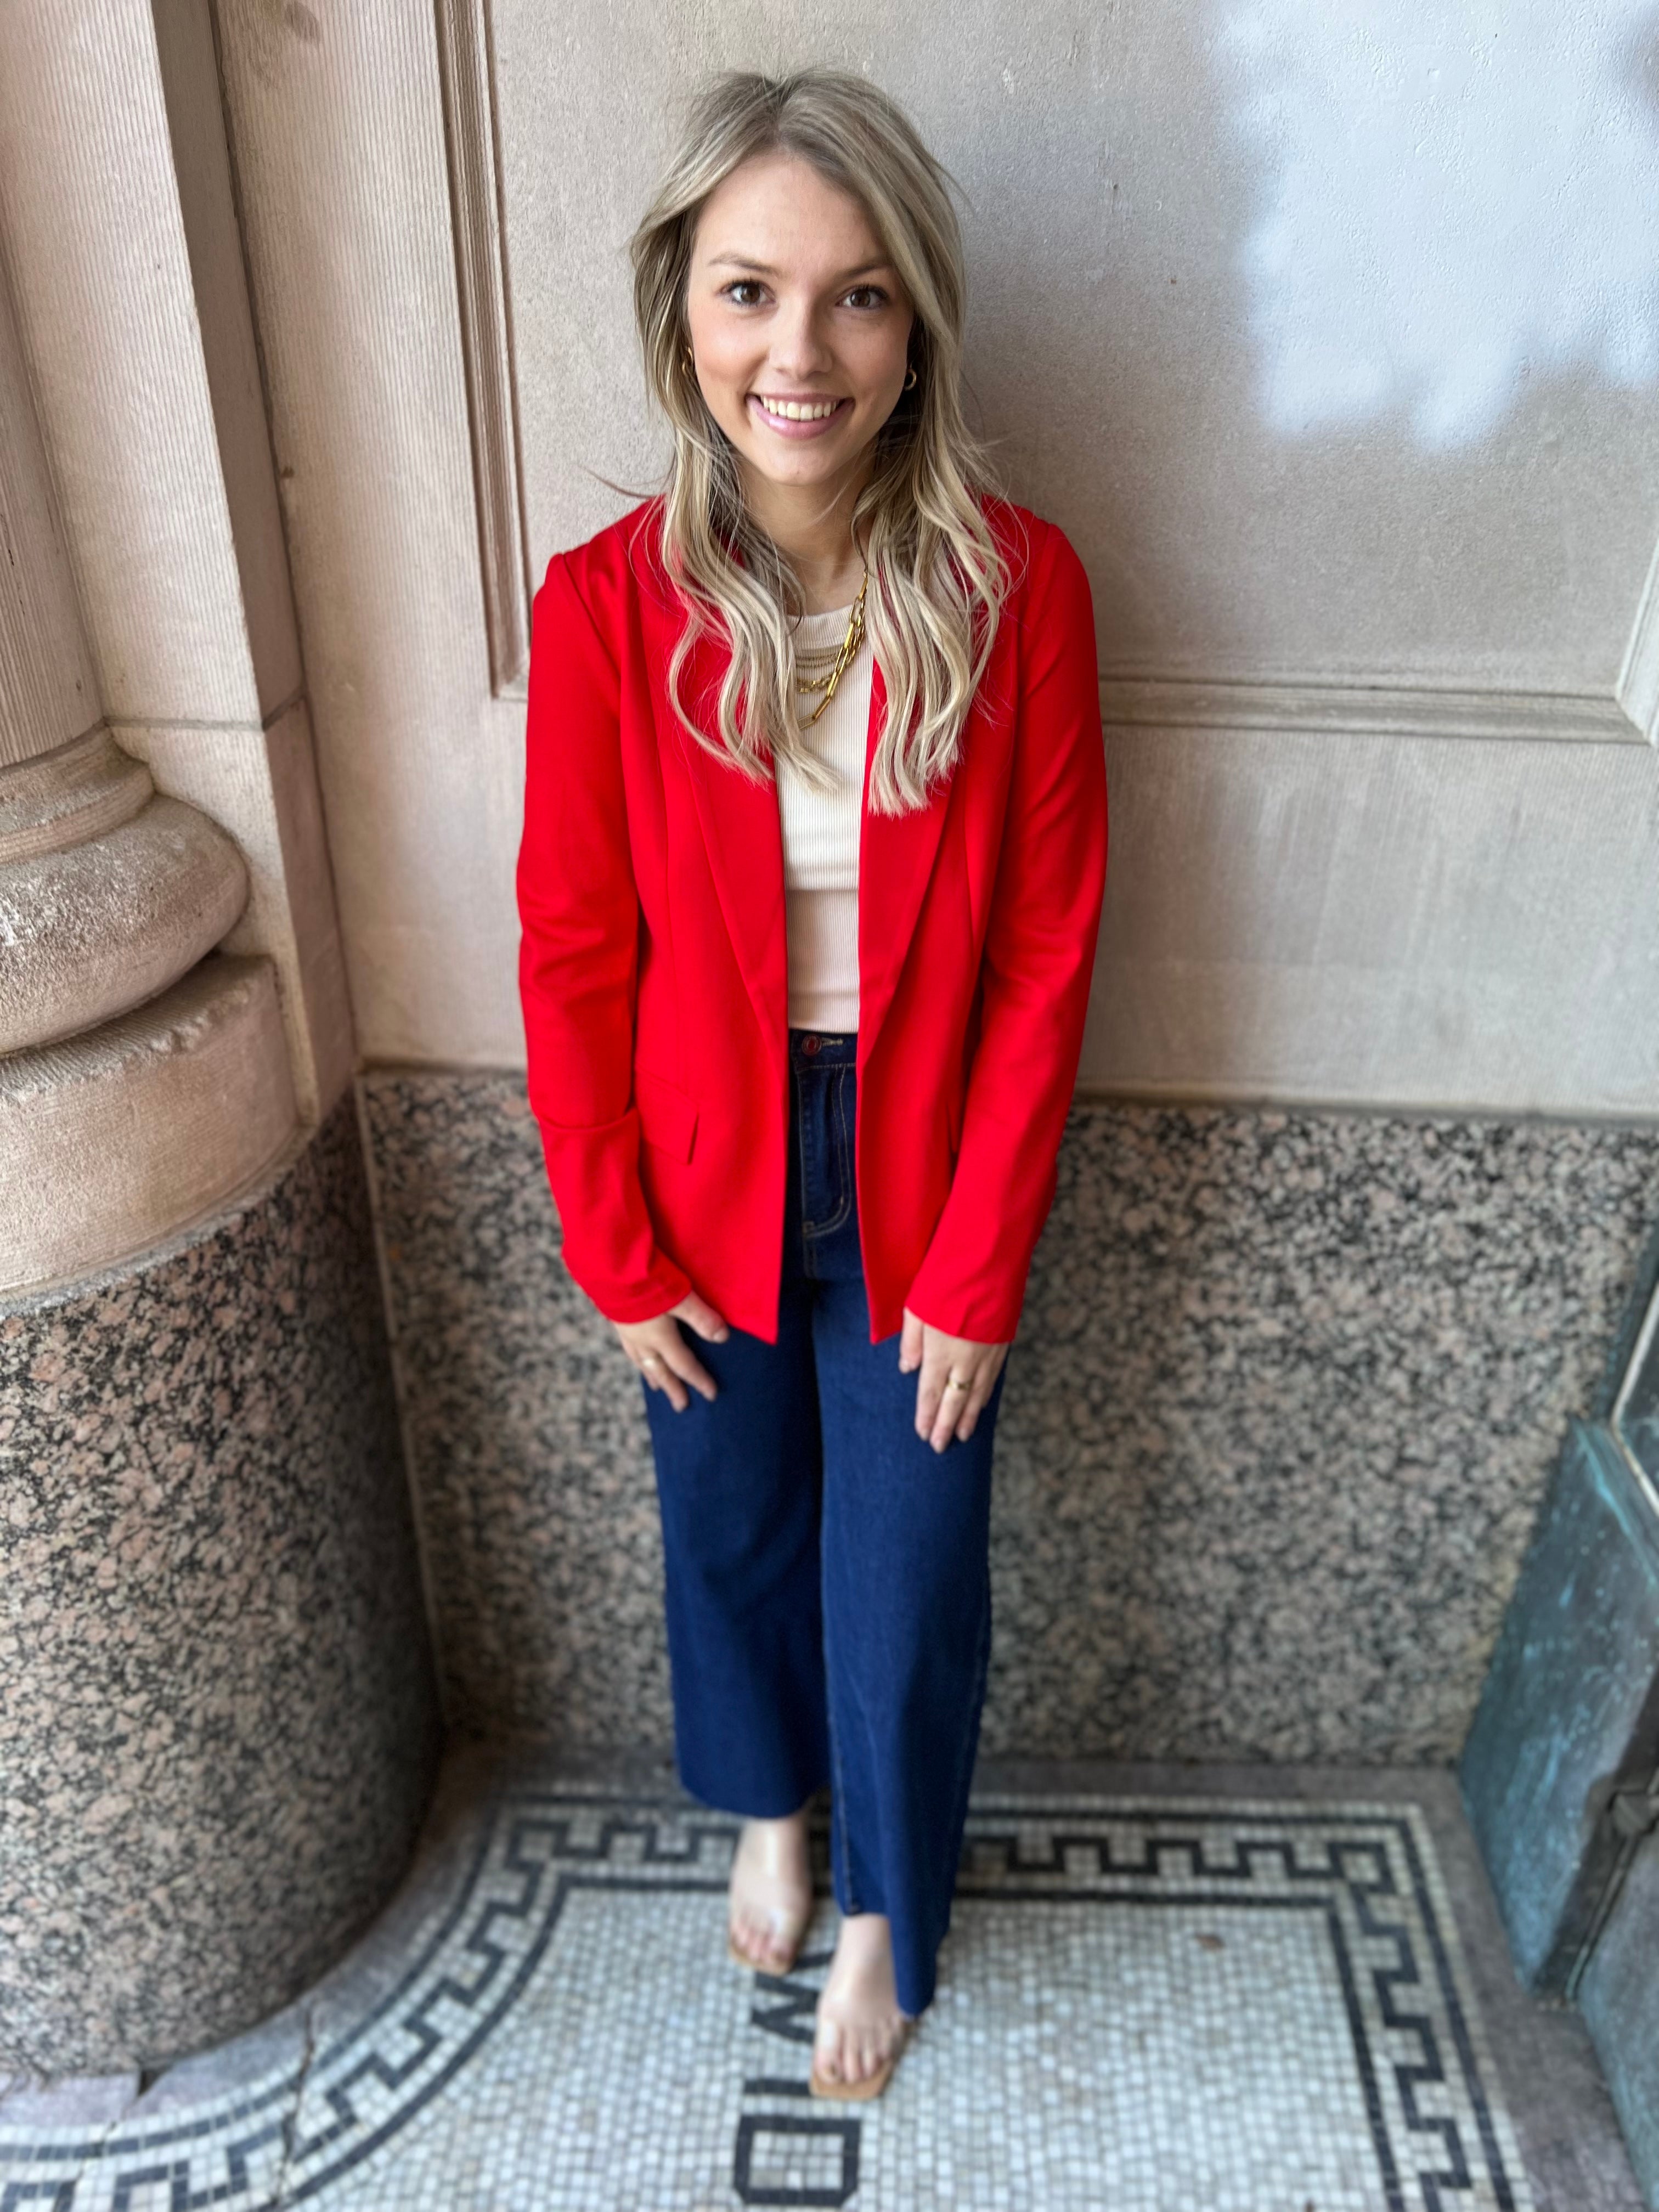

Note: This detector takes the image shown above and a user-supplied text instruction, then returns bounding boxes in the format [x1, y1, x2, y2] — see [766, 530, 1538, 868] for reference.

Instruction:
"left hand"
[900, 1308, 1011, 1452]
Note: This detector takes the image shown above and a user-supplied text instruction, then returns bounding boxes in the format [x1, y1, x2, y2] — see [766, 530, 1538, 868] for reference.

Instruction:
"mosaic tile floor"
[0, 1767, 1561, 2212]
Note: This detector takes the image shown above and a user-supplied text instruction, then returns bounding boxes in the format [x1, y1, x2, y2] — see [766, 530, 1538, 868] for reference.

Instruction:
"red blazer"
[516, 492, 1107, 1346]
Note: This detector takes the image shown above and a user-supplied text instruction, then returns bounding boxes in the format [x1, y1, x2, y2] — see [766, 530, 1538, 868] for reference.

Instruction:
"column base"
[0, 1090, 442, 2076]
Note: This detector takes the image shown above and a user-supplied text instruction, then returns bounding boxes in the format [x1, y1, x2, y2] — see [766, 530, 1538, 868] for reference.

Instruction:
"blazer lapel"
[668, 618, 790, 1078]
[856, 657, 952, 1063]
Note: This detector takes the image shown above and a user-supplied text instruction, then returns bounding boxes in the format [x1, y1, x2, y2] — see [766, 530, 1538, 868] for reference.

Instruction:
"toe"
[814, 2021, 843, 2085]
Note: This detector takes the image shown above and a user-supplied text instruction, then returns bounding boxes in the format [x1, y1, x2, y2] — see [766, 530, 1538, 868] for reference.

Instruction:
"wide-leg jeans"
[640, 1026, 1008, 2018]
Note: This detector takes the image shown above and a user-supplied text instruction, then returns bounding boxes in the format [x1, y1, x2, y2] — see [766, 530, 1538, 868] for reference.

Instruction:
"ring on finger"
[945, 1375, 970, 1392]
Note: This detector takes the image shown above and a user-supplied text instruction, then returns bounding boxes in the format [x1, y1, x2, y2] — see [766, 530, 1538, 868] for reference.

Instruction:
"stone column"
[0, 255, 291, 1287]
[0, 0, 441, 2075]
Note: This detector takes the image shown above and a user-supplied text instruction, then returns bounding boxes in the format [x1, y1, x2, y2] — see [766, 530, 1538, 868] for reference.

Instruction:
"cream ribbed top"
[777, 599, 873, 1034]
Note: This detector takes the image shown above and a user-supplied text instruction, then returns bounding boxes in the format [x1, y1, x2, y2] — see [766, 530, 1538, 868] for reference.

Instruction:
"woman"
[516, 66, 1107, 2099]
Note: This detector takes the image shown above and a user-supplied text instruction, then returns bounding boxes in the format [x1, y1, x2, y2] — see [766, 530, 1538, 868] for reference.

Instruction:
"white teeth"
[757, 397, 840, 421]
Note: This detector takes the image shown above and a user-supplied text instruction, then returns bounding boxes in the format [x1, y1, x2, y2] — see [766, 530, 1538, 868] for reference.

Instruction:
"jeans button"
[803, 1035, 820, 1056]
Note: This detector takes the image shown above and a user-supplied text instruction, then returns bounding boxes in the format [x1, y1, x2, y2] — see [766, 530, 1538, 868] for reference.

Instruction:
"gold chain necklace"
[794, 569, 868, 727]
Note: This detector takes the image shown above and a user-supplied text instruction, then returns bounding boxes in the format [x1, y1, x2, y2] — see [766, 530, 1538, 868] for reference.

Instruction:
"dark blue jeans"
[641, 1027, 1008, 2018]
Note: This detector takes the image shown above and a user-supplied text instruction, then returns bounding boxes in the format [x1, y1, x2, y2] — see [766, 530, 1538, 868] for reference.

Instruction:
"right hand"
[615, 1292, 730, 1411]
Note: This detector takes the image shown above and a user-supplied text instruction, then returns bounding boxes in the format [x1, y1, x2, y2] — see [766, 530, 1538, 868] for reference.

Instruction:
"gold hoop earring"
[682, 344, 694, 371]
[904, 364, 918, 391]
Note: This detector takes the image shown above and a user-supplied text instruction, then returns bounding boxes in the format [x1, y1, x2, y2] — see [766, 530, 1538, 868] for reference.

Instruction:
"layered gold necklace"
[793, 568, 869, 726]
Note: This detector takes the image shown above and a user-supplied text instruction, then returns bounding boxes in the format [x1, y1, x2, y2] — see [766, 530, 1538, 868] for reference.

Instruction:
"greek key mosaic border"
[0, 1788, 1530, 2211]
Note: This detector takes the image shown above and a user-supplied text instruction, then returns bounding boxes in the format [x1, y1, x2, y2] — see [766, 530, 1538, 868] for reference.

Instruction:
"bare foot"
[811, 1912, 910, 2091]
[728, 1810, 813, 1974]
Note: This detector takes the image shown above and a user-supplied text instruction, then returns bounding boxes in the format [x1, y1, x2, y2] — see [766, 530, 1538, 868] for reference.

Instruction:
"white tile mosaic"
[0, 1786, 1534, 2211]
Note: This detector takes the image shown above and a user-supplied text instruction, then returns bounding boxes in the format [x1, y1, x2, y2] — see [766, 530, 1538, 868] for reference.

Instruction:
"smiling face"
[684, 149, 916, 512]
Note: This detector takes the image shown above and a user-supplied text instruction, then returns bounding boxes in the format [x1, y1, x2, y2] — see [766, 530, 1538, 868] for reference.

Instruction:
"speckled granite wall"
[0, 1093, 442, 2076]
[361, 1072, 1659, 1766]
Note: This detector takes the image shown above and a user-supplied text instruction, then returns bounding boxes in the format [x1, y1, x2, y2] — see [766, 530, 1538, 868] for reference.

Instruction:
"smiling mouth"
[751, 394, 850, 424]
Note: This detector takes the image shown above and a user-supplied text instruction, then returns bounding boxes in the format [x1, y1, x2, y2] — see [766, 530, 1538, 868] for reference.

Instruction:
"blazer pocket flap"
[634, 1068, 699, 1163]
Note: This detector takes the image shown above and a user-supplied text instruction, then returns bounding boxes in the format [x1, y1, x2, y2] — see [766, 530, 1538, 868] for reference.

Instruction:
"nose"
[767, 297, 836, 380]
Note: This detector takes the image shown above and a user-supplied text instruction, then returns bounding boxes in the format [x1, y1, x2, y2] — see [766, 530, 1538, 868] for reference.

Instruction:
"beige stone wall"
[6, 4, 1656, 1136]
[202, 0, 1659, 1119]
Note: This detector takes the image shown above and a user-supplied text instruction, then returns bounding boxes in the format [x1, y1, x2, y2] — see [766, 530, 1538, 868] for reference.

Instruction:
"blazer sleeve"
[904, 519, 1108, 1343]
[516, 550, 693, 1324]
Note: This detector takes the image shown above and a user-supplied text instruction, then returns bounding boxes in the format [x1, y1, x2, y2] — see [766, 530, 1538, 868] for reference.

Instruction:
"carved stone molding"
[1098, 673, 1654, 744]
[0, 726, 150, 865]
[435, 0, 531, 695]
[0, 730, 250, 1057]
[1102, 537, 1659, 742]
[1616, 535, 1659, 747]
[0, 953, 296, 1296]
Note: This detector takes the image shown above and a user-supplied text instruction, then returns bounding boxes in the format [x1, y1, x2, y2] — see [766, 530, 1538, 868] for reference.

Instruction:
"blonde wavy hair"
[627, 67, 1014, 816]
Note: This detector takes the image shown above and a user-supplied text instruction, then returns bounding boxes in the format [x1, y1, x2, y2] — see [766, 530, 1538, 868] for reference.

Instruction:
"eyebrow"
[706, 253, 894, 280]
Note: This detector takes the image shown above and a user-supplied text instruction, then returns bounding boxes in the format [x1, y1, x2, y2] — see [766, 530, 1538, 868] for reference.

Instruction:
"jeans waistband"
[788, 1026, 857, 1070]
